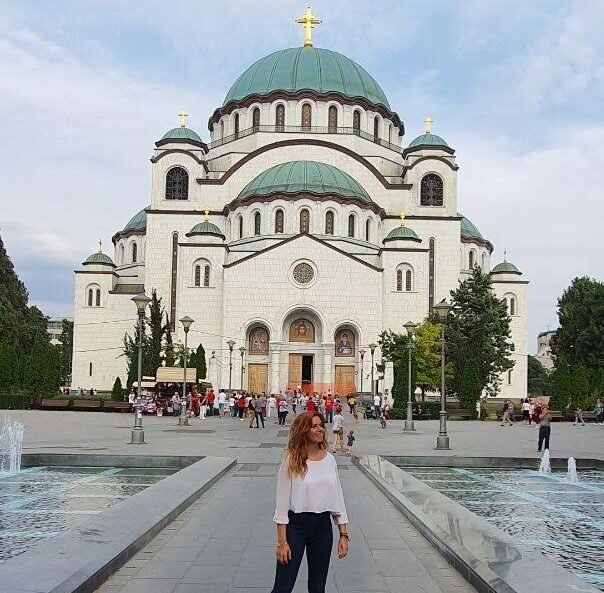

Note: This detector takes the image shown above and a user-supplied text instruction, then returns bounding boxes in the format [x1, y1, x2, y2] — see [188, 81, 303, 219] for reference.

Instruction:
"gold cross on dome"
[503, 249, 508, 262]
[296, 7, 321, 47]
[178, 110, 189, 127]
[399, 212, 406, 227]
[97, 239, 103, 253]
[424, 116, 433, 134]
[203, 208, 209, 222]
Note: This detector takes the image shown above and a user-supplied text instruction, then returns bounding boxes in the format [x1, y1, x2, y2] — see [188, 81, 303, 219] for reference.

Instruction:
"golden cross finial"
[203, 208, 209, 222]
[424, 116, 433, 134]
[503, 249, 508, 262]
[97, 239, 102, 253]
[296, 7, 321, 47]
[178, 110, 189, 127]
[399, 212, 406, 227]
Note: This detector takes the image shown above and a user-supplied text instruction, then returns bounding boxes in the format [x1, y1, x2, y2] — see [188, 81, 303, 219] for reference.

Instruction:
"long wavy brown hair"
[286, 411, 327, 478]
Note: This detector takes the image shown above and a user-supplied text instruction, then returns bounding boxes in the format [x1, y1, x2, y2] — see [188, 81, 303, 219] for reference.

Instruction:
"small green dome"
[238, 161, 371, 202]
[186, 221, 225, 239]
[459, 214, 484, 241]
[83, 252, 115, 267]
[491, 261, 522, 275]
[383, 225, 421, 244]
[123, 208, 148, 232]
[161, 127, 202, 142]
[408, 133, 449, 149]
[224, 47, 390, 109]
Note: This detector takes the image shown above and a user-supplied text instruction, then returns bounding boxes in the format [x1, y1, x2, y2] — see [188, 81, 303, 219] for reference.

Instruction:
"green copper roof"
[238, 161, 371, 202]
[458, 214, 484, 241]
[186, 221, 225, 238]
[491, 261, 522, 275]
[408, 133, 449, 149]
[161, 127, 202, 142]
[83, 252, 115, 266]
[383, 225, 421, 243]
[122, 208, 148, 232]
[224, 47, 390, 109]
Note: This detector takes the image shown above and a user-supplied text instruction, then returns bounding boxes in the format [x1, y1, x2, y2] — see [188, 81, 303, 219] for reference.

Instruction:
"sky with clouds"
[1, 0, 603, 353]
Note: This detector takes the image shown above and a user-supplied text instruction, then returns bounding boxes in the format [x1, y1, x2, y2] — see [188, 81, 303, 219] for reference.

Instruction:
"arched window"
[86, 284, 101, 307]
[275, 209, 284, 233]
[348, 214, 355, 238]
[194, 261, 211, 287]
[165, 167, 189, 200]
[396, 265, 414, 292]
[131, 242, 138, 263]
[220, 120, 224, 139]
[118, 244, 125, 264]
[254, 212, 261, 235]
[301, 104, 312, 130]
[325, 211, 334, 235]
[194, 265, 201, 287]
[510, 297, 516, 316]
[482, 252, 488, 270]
[252, 107, 260, 130]
[373, 117, 380, 142]
[507, 369, 512, 385]
[276, 104, 285, 129]
[469, 249, 475, 269]
[420, 174, 443, 206]
[365, 218, 371, 241]
[396, 270, 403, 292]
[387, 124, 392, 144]
[238, 215, 243, 239]
[87, 288, 93, 307]
[503, 297, 508, 310]
[234, 113, 240, 138]
[406, 270, 412, 291]
[300, 209, 310, 233]
[353, 110, 361, 134]
[204, 265, 210, 287]
[328, 105, 338, 133]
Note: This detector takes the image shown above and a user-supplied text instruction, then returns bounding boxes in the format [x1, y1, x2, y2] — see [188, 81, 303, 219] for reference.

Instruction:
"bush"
[0, 393, 31, 409]
[389, 400, 441, 419]
[111, 377, 125, 401]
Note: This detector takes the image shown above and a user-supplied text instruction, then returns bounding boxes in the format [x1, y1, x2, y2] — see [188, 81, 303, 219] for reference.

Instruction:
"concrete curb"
[1, 455, 236, 593]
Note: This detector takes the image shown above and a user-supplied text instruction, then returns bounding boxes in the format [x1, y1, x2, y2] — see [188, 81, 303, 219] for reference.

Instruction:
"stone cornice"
[461, 235, 494, 253]
[154, 137, 208, 151]
[402, 155, 459, 178]
[402, 144, 455, 158]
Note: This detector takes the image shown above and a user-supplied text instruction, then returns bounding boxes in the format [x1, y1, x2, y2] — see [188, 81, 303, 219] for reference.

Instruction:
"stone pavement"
[95, 458, 473, 593]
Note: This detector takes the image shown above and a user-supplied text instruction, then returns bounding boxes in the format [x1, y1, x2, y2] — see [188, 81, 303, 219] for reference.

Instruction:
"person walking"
[522, 398, 531, 424]
[217, 390, 227, 418]
[255, 395, 266, 428]
[236, 394, 246, 419]
[332, 409, 345, 454]
[248, 395, 256, 428]
[278, 397, 289, 426]
[270, 412, 349, 593]
[268, 395, 277, 419]
[324, 395, 334, 424]
[199, 392, 208, 419]
[595, 399, 604, 425]
[537, 406, 552, 452]
[345, 430, 355, 455]
[291, 394, 298, 415]
[573, 405, 586, 426]
[373, 393, 381, 421]
[206, 390, 215, 417]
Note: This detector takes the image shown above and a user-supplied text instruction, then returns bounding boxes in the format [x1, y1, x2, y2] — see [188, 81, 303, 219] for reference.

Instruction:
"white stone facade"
[72, 48, 528, 399]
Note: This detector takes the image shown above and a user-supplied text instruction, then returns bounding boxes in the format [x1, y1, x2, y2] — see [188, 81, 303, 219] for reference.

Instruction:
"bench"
[73, 400, 101, 410]
[448, 409, 473, 420]
[412, 412, 433, 420]
[103, 401, 132, 413]
[41, 399, 69, 409]
[567, 411, 597, 423]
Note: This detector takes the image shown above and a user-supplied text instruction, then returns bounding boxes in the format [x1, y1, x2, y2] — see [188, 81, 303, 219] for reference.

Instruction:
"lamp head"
[239, 346, 245, 355]
[359, 348, 366, 358]
[403, 320, 417, 335]
[433, 299, 452, 323]
[131, 292, 151, 314]
[369, 343, 377, 355]
[227, 340, 236, 351]
[179, 316, 194, 333]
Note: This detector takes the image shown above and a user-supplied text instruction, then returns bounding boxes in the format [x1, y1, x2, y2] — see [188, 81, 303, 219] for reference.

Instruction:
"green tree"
[550, 359, 572, 411]
[0, 343, 17, 391]
[550, 276, 604, 377]
[447, 266, 514, 402]
[571, 365, 591, 410]
[163, 316, 176, 366]
[379, 330, 414, 412]
[527, 355, 551, 396]
[111, 376, 124, 401]
[459, 359, 481, 416]
[59, 319, 74, 387]
[147, 290, 164, 377]
[413, 321, 442, 400]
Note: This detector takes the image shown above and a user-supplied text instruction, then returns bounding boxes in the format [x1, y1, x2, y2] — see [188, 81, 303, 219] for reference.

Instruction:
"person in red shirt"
[206, 390, 215, 417]
[306, 397, 317, 412]
[324, 396, 334, 424]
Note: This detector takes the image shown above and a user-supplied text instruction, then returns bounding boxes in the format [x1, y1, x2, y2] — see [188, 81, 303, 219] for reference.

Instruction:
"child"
[346, 430, 355, 455]
[379, 410, 387, 429]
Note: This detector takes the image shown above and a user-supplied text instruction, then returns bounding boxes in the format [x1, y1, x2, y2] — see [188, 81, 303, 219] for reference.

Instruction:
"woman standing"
[271, 412, 349, 593]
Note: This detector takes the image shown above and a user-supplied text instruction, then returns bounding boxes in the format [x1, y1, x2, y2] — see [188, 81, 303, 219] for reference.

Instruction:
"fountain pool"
[402, 465, 604, 591]
[0, 465, 177, 561]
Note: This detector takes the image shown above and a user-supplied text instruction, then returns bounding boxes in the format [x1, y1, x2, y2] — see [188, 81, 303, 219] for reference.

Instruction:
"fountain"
[538, 449, 551, 475]
[567, 456, 579, 483]
[0, 417, 24, 473]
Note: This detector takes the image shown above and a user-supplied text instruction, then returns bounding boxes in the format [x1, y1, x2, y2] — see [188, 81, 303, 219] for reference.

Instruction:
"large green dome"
[238, 161, 371, 202]
[223, 47, 390, 109]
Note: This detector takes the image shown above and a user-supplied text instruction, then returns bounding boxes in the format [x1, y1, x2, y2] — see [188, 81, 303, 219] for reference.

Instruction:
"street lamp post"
[434, 299, 452, 450]
[359, 349, 366, 394]
[239, 346, 245, 390]
[227, 340, 235, 390]
[179, 316, 194, 427]
[369, 343, 377, 401]
[403, 321, 417, 432]
[130, 292, 151, 444]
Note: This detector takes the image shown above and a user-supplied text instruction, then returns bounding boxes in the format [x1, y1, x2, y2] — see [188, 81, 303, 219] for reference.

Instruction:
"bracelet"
[276, 542, 289, 547]
[339, 533, 350, 540]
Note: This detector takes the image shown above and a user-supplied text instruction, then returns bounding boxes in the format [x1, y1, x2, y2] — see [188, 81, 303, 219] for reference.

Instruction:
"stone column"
[270, 343, 282, 394]
[322, 344, 333, 393]
[384, 360, 394, 397]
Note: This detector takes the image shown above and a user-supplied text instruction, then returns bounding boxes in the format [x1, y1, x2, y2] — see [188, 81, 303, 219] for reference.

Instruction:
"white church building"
[72, 16, 528, 398]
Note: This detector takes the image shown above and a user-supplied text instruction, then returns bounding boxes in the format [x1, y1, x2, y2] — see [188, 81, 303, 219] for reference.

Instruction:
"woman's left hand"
[337, 535, 349, 559]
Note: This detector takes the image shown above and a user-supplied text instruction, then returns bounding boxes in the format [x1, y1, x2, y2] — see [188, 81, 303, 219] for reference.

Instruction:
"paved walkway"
[96, 458, 473, 593]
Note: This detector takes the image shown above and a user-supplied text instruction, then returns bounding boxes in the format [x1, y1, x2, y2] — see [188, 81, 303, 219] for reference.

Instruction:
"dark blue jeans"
[271, 511, 333, 593]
